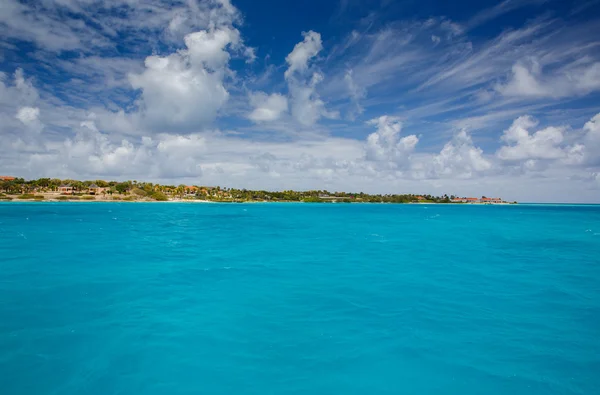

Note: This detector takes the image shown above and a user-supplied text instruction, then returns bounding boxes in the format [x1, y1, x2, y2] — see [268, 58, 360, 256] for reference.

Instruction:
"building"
[481, 197, 503, 204]
[88, 184, 106, 195]
[59, 184, 74, 194]
[0, 176, 15, 181]
[452, 196, 504, 204]
[319, 195, 351, 202]
[184, 186, 199, 196]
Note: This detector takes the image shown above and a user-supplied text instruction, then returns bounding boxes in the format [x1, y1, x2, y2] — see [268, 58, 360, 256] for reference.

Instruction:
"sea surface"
[1, 202, 599, 395]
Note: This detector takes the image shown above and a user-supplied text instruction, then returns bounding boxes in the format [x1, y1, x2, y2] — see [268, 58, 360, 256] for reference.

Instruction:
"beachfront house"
[452, 196, 504, 203]
[185, 186, 198, 196]
[0, 176, 16, 181]
[58, 184, 74, 194]
[482, 197, 503, 204]
[88, 184, 106, 195]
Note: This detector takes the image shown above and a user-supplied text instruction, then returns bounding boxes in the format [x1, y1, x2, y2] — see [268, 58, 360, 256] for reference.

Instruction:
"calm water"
[1, 202, 599, 395]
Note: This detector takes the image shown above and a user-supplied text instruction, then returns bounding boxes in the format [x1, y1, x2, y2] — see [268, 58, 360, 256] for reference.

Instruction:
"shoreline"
[3, 200, 600, 206]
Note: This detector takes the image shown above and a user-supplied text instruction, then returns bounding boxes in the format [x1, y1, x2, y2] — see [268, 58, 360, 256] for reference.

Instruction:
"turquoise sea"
[1, 202, 599, 395]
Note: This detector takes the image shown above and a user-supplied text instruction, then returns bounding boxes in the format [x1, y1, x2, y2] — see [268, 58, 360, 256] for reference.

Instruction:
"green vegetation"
[150, 191, 169, 201]
[131, 188, 147, 197]
[0, 177, 510, 203]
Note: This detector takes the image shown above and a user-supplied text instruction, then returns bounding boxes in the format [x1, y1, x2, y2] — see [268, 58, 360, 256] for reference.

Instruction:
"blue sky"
[1, 0, 600, 202]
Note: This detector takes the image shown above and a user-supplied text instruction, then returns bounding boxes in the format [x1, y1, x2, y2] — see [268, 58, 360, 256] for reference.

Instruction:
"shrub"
[303, 197, 324, 203]
[122, 196, 135, 201]
[150, 191, 168, 201]
[17, 194, 36, 199]
[81, 195, 96, 200]
[56, 196, 69, 201]
[33, 195, 45, 200]
[131, 188, 147, 197]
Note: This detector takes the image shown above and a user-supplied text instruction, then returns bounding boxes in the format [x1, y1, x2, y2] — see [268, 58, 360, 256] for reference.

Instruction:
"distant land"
[0, 177, 515, 204]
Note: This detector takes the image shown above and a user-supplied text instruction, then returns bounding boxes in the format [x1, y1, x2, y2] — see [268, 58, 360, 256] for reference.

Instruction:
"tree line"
[0, 177, 458, 203]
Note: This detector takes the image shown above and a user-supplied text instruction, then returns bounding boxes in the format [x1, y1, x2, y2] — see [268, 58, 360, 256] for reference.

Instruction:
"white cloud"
[288, 72, 339, 126]
[497, 59, 600, 98]
[283, 32, 338, 126]
[16, 106, 40, 124]
[1, 69, 39, 107]
[497, 116, 570, 161]
[184, 27, 240, 70]
[582, 113, 600, 165]
[365, 116, 418, 168]
[128, 27, 239, 131]
[0, 0, 243, 53]
[284, 31, 323, 79]
[344, 69, 365, 119]
[247, 92, 288, 122]
[424, 130, 491, 179]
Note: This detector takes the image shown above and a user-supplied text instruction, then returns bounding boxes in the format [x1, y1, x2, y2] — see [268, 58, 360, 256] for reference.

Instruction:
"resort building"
[185, 186, 199, 196]
[88, 184, 106, 195]
[58, 184, 74, 194]
[481, 197, 503, 203]
[0, 176, 16, 181]
[451, 196, 505, 204]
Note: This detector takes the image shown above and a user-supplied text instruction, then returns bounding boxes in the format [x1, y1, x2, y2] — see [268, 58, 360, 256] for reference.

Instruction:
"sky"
[1, 0, 600, 202]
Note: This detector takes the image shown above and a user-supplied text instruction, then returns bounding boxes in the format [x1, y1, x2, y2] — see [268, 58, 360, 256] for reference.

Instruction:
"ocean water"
[0, 202, 599, 395]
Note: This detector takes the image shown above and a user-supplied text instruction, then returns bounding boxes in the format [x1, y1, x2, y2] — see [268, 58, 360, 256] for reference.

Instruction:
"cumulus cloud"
[283, 31, 338, 126]
[26, 122, 207, 179]
[497, 116, 570, 161]
[16, 106, 40, 125]
[426, 130, 491, 178]
[247, 92, 288, 122]
[129, 27, 240, 131]
[288, 72, 339, 126]
[497, 59, 600, 98]
[365, 116, 418, 168]
[284, 31, 323, 79]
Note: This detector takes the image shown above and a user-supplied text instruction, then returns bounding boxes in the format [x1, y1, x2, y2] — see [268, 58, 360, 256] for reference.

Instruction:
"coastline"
[0, 197, 518, 205]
